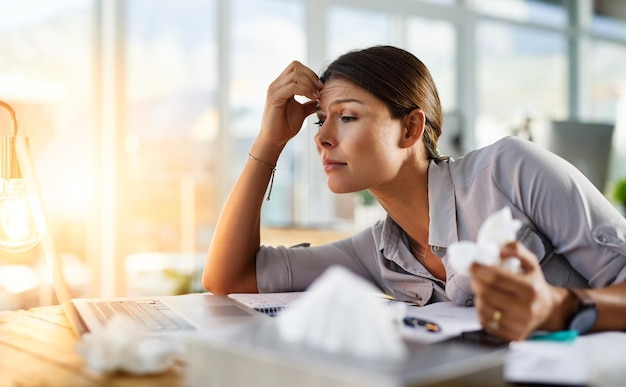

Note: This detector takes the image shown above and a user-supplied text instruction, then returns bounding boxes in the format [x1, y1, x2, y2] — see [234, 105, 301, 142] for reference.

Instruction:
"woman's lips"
[322, 159, 347, 172]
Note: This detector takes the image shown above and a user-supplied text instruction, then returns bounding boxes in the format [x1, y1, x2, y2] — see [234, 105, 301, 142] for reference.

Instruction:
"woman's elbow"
[202, 269, 228, 295]
[201, 266, 258, 295]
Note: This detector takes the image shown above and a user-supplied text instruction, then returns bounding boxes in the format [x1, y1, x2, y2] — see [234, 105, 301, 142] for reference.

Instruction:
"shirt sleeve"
[493, 137, 626, 288]
[255, 227, 385, 293]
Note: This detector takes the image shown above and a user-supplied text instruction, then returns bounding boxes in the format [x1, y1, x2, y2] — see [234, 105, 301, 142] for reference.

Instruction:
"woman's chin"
[327, 182, 362, 194]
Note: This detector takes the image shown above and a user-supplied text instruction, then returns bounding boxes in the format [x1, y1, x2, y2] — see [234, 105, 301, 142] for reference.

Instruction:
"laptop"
[15, 131, 259, 338]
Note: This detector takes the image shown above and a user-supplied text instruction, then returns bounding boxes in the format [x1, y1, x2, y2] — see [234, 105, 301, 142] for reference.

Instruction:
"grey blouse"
[256, 136, 626, 306]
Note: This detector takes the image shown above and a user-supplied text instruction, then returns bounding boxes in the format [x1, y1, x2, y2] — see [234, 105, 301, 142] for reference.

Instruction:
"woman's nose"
[315, 134, 333, 149]
[314, 123, 334, 149]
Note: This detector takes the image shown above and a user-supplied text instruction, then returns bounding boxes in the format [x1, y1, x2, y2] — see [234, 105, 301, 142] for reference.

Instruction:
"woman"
[202, 45, 626, 341]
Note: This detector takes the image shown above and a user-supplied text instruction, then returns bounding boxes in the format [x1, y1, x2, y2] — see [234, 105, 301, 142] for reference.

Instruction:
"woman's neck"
[370, 163, 430, 243]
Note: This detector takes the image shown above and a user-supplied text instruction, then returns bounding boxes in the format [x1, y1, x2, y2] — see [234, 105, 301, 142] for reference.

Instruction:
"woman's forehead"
[317, 78, 377, 111]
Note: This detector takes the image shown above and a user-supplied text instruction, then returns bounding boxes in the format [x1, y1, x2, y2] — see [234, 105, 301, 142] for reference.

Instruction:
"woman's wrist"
[249, 137, 285, 165]
[247, 139, 286, 202]
[540, 286, 579, 331]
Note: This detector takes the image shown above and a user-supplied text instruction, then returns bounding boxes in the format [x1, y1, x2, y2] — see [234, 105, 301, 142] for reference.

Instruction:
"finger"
[475, 287, 531, 326]
[301, 100, 318, 117]
[500, 241, 540, 273]
[290, 61, 324, 89]
[472, 277, 516, 309]
[470, 263, 518, 294]
[474, 299, 507, 335]
[292, 71, 323, 100]
[267, 78, 320, 109]
[471, 270, 526, 329]
[471, 263, 542, 314]
[476, 300, 528, 341]
[275, 60, 320, 84]
[270, 62, 322, 99]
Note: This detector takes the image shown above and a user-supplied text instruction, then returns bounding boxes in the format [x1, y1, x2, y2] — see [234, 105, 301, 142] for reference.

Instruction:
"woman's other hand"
[469, 242, 570, 341]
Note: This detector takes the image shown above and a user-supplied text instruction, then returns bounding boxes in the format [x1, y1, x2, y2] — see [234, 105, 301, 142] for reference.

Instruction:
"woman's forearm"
[202, 143, 284, 295]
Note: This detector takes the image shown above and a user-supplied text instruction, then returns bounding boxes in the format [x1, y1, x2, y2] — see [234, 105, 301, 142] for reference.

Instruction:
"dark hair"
[320, 45, 447, 162]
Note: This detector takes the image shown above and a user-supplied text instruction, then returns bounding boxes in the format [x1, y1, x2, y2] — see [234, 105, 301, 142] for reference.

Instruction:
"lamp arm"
[0, 100, 18, 136]
[0, 100, 22, 179]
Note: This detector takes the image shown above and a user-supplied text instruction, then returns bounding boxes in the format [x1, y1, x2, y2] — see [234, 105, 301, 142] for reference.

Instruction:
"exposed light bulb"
[0, 100, 39, 254]
[0, 178, 38, 253]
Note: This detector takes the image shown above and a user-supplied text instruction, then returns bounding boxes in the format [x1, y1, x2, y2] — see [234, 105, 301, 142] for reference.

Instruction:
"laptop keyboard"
[86, 299, 196, 332]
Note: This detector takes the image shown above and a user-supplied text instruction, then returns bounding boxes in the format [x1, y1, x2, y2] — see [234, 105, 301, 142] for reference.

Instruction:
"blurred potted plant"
[612, 178, 626, 216]
[163, 267, 206, 295]
[353, 190, 386, 228]
[356, 189, 376, 207]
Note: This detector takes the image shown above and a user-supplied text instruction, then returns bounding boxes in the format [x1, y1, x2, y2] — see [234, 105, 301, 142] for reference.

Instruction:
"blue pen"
[529, 330, 579, 342]
[403, 316, 441, 332]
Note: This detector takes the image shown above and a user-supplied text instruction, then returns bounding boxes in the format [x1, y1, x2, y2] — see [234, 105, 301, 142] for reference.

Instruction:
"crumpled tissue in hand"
[275, 265, 408, 361]
[448, 207, 522, 274]
[75, 315, 185, 375]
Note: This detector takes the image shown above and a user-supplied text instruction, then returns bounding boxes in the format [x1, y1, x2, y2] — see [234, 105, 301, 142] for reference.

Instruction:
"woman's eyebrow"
[315, 98, 364, 111]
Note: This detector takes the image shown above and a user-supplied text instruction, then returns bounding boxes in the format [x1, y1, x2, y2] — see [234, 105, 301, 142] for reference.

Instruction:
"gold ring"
[488, 310, 502, 330]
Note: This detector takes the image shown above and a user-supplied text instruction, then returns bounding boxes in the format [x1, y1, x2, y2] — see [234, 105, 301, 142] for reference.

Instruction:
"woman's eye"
[314, 116, 355, 126]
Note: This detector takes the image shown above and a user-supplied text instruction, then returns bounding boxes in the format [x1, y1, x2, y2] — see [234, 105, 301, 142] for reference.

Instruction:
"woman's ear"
[400, 109, 426, 148]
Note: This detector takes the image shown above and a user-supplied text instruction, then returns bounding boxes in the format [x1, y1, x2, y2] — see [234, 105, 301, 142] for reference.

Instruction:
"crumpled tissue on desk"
[75, 315, 185, 375]
[276, 265, 408, 361]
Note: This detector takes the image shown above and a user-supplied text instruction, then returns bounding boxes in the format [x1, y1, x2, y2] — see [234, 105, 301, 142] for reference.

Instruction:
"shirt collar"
[427, 159, 458, 247]
[379, 213, 402, 257]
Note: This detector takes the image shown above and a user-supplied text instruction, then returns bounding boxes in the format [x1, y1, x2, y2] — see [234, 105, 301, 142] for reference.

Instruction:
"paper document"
[229, 293, 481, 344]
[399, 302, 481, 344]
[505, 331, 626, 386]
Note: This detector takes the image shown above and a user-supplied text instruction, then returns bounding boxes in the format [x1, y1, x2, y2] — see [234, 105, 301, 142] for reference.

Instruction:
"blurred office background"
[1, 0, 625, 309]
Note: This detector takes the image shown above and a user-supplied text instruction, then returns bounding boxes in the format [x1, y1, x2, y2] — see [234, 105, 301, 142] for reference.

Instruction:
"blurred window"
[125, 0, 219, 253]
[327, 5, 393, 60]
[414, 0, 455, 5]
[406, 17, 457, 113]
[588, 41, 626, 122]
[474, 0, 566, 27]
[588, 1, 626, 122]
[475, 21, 567, 146]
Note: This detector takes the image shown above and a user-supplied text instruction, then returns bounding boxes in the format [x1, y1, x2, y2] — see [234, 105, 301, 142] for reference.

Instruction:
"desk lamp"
[0, 100, 38, 253]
